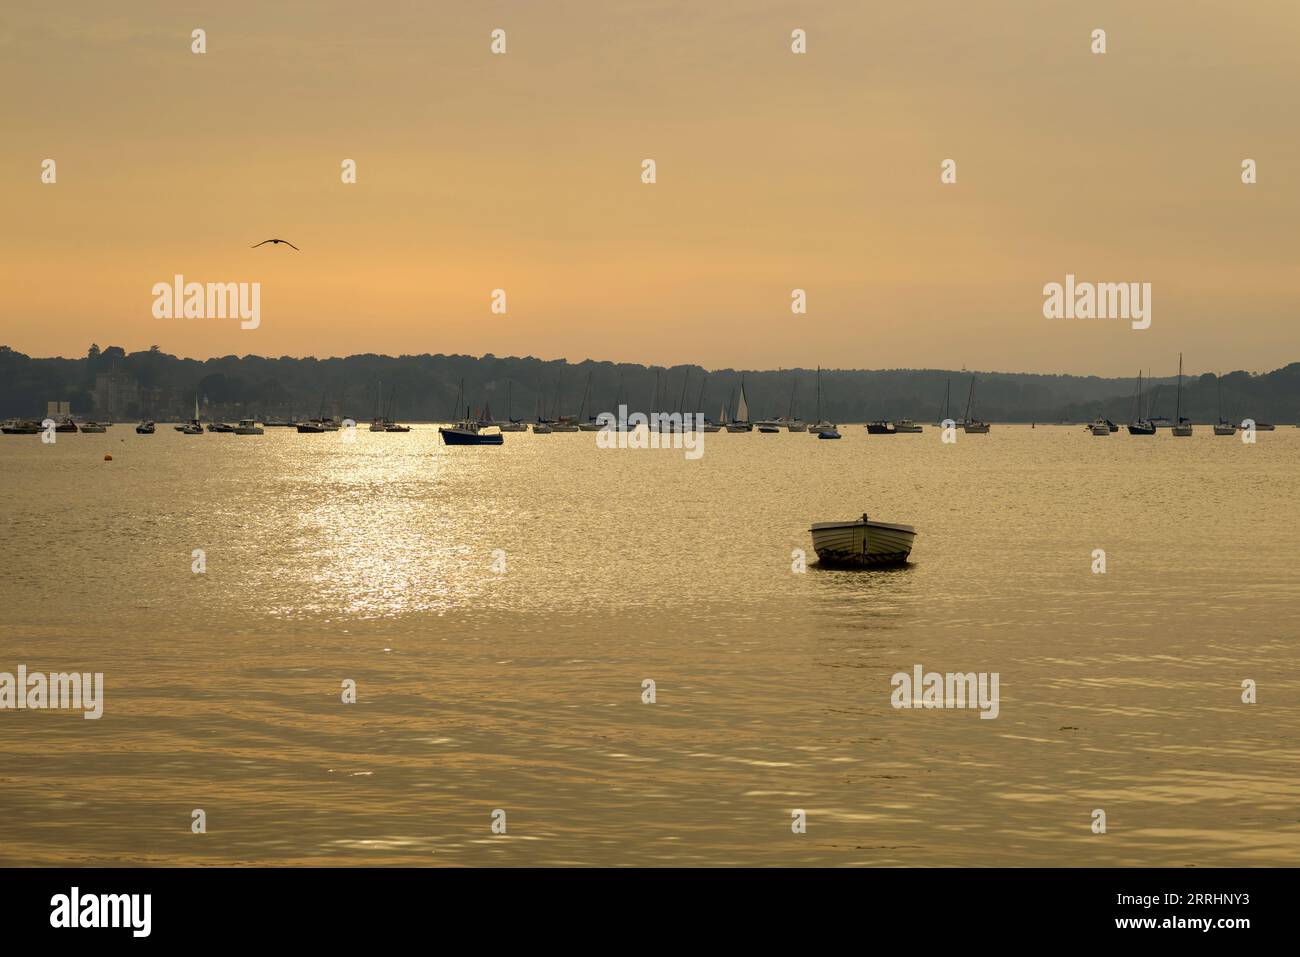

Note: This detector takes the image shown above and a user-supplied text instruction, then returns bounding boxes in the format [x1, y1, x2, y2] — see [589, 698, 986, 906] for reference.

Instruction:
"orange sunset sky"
[2, 0, 1298, 376]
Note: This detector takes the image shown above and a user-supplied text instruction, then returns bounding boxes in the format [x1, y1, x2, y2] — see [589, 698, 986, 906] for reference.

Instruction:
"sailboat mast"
[578, 371, 592, 421]
[1175, 354, 1183, 422]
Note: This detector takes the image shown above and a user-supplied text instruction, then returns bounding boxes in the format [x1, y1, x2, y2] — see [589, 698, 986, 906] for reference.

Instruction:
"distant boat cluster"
[2, 362, 1288, 442]
[1083, 356, 1276, 437]
[438, 367, 991, 443]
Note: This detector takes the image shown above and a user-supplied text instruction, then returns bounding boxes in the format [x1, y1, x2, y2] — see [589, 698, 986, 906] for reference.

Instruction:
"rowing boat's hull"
[810, 519, 916, 567]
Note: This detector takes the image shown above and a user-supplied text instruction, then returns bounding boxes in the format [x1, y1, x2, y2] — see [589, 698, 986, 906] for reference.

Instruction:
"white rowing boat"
[809, 513, 917, 567]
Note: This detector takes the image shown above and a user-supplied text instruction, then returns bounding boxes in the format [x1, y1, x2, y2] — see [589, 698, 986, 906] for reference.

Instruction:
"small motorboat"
[865, 421, 897, 435]
[54, 416, 79, 433]
[532, 421, 553, 434]
[756, 420, 782, 433]
[810, 513, 916, 567]
[2, 419, 41, 434]
[207, 422, 234, 433]
[385, 423, 411, 432]
[79, 421, 107, 433]
[1252, 421, 1275, 431]
[440, 420, 503, 445]
[135, 421, 156, 434]
[894, 419, 923, 433]
[816, 427, 841, 439]
[1, 419, 41, 434]
[232, 419, 264, 435]
[785, 419, 807, 432]
[1090, 419, 1110, 436]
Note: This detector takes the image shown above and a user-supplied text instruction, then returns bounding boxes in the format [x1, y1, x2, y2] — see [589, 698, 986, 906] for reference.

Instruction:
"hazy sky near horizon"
[2, 0, 1298, 376]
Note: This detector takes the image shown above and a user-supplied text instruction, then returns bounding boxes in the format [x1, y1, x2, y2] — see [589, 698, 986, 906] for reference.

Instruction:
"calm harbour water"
[1, 424, 1298, 866]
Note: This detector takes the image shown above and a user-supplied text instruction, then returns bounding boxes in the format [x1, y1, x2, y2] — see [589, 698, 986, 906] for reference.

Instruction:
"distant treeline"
[2, 344, 1299, 424]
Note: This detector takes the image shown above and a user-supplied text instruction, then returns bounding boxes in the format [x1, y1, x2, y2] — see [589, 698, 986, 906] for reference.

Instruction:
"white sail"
[736, 385, 749, 422]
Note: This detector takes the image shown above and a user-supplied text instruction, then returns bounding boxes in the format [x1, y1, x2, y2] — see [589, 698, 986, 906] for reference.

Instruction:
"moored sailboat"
[809, 366, 836, 436]
[176, 394, 204, 434]
[1172, 354, 1193, 436]
[936, 379, 952, 426]
[783, 379, 807, 431]
[725, 378, 753, 432]
[1213, 373, 1235, 435]
[498, 380, 528, 431]
[1127, 370, 1156, 434]
[961, 376, 989, 433]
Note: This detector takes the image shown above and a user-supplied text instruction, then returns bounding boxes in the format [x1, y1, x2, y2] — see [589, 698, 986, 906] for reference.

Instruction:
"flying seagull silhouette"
[251, 238, 299, 250]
